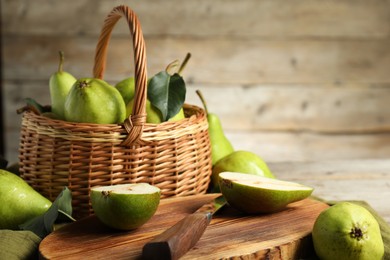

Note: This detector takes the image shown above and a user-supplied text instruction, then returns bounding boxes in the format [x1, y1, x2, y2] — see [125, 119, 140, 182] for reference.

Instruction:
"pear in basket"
[122, 76, 185, 123]
[126, 99, 185, 124]
[64, 78, 126, 124]
[126, 56, 188, 124]
[115, 77, 135, 105]
[49, 51, 76, 120]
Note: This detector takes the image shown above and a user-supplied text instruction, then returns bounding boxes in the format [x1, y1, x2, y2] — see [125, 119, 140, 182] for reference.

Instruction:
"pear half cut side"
[219, 172, 314, 214]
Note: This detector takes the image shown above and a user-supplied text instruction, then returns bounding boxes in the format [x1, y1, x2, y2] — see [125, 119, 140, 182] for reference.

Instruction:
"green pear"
[115, 77, 135, 105]
[91, 183, 160, 230]
[126, 98, 185, 124]
[49, 51, 77, 120]
[312, 202, 384, 260]
[219, 172, 313, 214]
[64, 78, 126, 124]
[211, 150, 275, 192]
[0, 169, 52, 230]
[196, 90, 234, 165]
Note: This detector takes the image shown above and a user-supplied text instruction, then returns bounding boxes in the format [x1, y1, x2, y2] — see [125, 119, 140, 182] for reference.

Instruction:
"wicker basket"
[18, 5, 212, 219]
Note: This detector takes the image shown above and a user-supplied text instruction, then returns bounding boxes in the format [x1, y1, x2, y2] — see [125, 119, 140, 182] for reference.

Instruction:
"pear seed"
[102, 190, 111, 197]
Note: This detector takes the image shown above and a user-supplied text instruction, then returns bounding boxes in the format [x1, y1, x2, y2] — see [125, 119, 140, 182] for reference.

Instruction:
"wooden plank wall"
[2, 0, 390, 163]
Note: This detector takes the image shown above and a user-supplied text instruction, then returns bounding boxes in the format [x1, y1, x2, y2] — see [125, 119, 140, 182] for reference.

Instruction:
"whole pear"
[211, 150, 275, 192]
[49, 51, 77, 120]
[0, 169, 52, 230]
[126, 98, 185, 124]
[115, 77, 135, 104]
[312, 202, 384, 260]
[196, 90, 234, 165]
[64, 78, 126, 124]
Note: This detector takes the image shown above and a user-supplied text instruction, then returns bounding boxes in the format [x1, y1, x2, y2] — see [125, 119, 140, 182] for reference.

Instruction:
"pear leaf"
[16, 98, 51, 115]
[19, 187, 75, 238]
[148, 71, 186, 121]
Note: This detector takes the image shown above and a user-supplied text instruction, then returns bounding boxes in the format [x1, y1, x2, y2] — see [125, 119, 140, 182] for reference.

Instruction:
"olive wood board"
[39, 194, 329, 260]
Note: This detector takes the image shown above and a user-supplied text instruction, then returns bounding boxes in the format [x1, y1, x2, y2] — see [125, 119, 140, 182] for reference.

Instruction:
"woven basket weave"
[18, 5, 212, 219]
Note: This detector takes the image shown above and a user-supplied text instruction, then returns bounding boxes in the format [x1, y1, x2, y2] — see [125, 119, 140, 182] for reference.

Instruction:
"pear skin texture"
[91, 183, 160, 230]
[49, 70, 76, 120]
[207, 113, 234, 165]
[218, 172, 313, 214]
[211, 150, 275, 192]
[64, 78, 126, 124]
[115, 77, 135, 105]
[312, 202, 384, 260]
[0, 170, 52, 230]
[126, 99, 185, 123]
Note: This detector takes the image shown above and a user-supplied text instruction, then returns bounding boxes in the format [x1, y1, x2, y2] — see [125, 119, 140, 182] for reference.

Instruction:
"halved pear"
[219, 172, 314, 214]
[91, 183, 160, 230]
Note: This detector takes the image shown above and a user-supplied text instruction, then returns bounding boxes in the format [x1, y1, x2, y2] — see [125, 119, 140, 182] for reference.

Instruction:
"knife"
[142, 194, 226, 260]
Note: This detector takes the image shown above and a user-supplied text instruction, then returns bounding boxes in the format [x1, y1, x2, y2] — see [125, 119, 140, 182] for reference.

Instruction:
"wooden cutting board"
[39, 194, 328, 259]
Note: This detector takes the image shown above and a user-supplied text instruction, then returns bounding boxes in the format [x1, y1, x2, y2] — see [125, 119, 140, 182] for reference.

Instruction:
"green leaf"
[148, 71, 186, 121]
[19, 187, 75, 238]
[56, 186, 73, 222]
[16, 98, 51, 115]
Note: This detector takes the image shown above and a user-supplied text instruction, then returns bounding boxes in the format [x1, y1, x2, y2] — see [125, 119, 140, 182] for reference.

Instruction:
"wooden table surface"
[269, 159, 390, 223]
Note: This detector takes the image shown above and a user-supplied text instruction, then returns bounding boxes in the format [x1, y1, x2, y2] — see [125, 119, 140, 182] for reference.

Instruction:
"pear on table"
[211, 150, 275, 192]
[91, 183, 161, 230]
[196, 90, 234, 166]
[312, 202, 384, 260]
[219, 172, 313, 214]
[0, 169, 52, 230]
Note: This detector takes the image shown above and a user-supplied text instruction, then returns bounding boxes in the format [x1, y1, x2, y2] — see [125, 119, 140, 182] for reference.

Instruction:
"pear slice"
[91, 183, 160, 230]
[219, 172, 314, 214]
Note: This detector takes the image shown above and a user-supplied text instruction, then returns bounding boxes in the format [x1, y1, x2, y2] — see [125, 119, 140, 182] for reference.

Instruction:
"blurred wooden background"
[2, 0, 390, 164]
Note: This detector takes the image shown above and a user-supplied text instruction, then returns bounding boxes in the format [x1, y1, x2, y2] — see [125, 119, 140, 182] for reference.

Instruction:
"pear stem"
[58, 51, 65, 73]
[165, 59, 180, 75]
[195, 89, 209, 115]
[178, 53, 191, 75]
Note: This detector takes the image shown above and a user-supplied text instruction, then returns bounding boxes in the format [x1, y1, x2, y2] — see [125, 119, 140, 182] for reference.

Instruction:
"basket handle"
[93, 5, 147, 145]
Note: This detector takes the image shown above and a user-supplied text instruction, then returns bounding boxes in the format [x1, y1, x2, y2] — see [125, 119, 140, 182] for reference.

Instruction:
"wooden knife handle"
[142, 212, 212, 260]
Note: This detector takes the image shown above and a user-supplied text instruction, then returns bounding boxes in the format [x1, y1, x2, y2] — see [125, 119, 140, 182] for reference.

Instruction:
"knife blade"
[142, 194, 226, 260]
